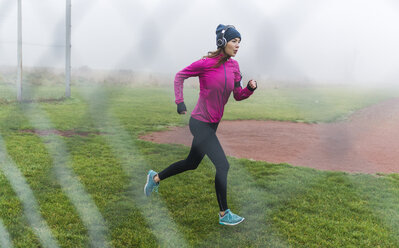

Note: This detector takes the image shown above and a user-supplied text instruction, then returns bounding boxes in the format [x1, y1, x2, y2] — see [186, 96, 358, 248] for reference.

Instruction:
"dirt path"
[140, 98, 399, 174]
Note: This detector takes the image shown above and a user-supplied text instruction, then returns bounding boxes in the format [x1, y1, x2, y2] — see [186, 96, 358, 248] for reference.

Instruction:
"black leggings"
[158, 117, 230, 211]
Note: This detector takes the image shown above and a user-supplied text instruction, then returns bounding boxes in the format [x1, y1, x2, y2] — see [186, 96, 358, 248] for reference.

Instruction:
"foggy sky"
[1, 0, 399, 85]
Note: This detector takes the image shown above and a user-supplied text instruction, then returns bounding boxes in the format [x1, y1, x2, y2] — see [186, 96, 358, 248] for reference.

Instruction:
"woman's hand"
[247, 79, 257, 91]
[177, 102, 187, 115]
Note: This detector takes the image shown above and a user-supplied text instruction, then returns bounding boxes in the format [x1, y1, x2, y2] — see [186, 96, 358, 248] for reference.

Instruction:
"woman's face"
[224, 38, 241, 57]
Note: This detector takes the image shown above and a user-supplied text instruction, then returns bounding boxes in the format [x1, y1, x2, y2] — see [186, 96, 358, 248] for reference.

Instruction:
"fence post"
[65, 0, 71, 98]
[17, 0, 22, 102]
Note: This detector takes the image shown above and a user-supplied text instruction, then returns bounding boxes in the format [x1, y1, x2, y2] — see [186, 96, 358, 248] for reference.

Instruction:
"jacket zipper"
[223, 64, 227, 102]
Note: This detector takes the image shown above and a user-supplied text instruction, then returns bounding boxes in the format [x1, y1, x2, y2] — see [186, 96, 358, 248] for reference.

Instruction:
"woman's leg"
[157, 137, 205, 180]
[201, 133, 230, 212]
[154, 118, 229, 211]
[157, 117, 211, 181]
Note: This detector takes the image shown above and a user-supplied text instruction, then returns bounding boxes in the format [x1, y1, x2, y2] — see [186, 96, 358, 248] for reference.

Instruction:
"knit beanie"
[216, 24, 241, 47]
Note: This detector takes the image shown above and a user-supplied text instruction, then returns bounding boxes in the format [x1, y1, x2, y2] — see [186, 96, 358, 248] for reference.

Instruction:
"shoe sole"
[144, 172, 151, 196]
[219, 217, 245, 226]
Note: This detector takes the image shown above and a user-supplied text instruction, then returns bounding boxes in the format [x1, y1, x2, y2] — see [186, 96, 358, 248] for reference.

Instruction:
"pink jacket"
[174, 54, 254, 123]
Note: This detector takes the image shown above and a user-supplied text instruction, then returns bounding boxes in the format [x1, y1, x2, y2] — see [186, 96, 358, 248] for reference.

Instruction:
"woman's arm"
[232, 61, 256, 101]
[233, 79, 256, 101]
[174, 58, 206, 105]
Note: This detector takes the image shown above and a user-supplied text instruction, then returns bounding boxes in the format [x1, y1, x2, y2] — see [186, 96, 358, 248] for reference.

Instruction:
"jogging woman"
[144, 24, 257, 226]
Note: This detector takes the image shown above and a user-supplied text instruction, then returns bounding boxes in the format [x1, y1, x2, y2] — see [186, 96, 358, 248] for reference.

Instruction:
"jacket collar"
[214, 52, 231, 61]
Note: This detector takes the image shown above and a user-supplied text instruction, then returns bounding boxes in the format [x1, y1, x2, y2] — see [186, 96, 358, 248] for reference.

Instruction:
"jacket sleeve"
[174, 58, 206, 104]
[233, 61, 253, 101]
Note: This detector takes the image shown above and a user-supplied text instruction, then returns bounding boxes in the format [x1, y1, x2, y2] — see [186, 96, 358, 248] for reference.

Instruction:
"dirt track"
[140, 98, 399, 174]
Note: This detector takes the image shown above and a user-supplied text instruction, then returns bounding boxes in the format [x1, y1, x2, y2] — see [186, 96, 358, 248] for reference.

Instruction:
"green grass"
[222, 85, 399, 123]
[0, 84, 399, 247]
[0, 84, 66, 103]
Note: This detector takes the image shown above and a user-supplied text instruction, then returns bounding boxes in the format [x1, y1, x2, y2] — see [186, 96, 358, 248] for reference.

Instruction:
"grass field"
[1, 84, 399, 247]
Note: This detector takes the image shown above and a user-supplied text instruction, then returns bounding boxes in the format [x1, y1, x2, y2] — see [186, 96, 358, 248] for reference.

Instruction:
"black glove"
[177, 102, 187, 114]
[247, 81, 257, 91]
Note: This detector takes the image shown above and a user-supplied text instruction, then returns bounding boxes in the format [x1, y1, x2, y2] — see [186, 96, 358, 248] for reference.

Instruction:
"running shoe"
[144, 170, 159, 196]
[219, 209, 245, 226]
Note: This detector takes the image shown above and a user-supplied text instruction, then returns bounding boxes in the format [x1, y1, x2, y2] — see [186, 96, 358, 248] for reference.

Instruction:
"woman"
[144, 24, 257, 226]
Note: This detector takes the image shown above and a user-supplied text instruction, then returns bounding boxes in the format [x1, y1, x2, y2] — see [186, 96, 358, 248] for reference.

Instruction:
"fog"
[1, 0, 399, 85]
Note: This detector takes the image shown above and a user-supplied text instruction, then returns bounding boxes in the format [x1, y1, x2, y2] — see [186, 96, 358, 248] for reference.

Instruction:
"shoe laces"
[221, 210, 232, 220]
[227, 211, 241, 221]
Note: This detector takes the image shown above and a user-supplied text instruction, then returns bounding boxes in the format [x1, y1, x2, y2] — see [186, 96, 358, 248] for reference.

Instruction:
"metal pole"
[17, 0, 22, 102]
[65, 0, 71, 98]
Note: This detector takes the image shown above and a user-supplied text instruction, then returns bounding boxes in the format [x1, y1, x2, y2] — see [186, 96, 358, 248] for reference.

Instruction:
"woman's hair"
[203, 48, 230, 68]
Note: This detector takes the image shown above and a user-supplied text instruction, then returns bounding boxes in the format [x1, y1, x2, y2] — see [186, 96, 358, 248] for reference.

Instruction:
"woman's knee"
[187, 161, 200, 170]
[216, 161, 230, 175]
[182, 158, 201, 170]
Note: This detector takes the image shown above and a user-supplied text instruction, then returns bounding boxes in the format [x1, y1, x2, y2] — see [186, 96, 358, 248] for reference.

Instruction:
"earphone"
[216, 25, 235, 48]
